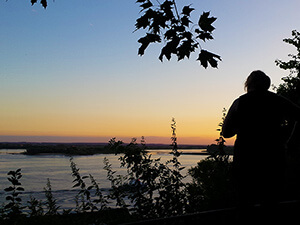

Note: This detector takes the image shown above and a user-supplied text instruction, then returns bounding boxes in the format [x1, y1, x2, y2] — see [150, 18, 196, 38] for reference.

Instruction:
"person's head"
[244, 70, 271, 92]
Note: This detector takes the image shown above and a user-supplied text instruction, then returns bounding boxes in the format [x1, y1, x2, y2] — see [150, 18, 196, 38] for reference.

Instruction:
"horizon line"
[0, 135, 227, 145]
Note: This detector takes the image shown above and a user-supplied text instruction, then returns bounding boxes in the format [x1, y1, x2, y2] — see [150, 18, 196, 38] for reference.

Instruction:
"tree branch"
[172, 0, 180, 21]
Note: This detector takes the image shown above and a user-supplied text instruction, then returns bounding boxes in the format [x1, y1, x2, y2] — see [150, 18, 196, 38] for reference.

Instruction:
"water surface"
[0, 149, 207, 209]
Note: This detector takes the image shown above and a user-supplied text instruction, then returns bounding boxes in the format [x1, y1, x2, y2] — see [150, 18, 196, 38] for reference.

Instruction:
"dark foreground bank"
[1, 201, 299, 225]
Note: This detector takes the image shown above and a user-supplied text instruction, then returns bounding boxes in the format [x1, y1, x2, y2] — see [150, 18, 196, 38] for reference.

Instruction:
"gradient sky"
[1, 0, 300, 145]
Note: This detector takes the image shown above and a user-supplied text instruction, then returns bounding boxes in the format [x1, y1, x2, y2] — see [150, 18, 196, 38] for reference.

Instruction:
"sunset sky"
[1, 0, 300, 145]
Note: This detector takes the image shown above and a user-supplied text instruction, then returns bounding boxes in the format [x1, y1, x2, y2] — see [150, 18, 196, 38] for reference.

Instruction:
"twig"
[172, 0, 180, 21]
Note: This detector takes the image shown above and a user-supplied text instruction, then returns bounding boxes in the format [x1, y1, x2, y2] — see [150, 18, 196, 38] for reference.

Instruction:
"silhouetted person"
[222, 70, 300, 222]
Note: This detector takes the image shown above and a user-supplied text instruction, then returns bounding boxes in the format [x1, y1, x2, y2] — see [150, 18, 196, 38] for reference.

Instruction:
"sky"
[0, 0, 300, 145]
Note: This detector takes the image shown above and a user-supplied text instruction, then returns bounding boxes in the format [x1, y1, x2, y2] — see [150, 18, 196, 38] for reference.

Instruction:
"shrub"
[2, 169, 25, 220]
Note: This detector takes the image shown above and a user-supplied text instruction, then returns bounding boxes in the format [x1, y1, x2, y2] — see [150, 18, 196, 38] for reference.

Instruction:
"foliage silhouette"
[2, 169, 25, 219]
[70, 158, 108, 213]
[103, 157, 128, 209]
[103, 121, 188, 219]
[275, 31, 300, 151]
[188, 158, 233, 211]
[213, 108, 228, 160]
[44, 178, 60, 215]
[275, 30, 300, 106]
[31, 0, 47, 8]
[89, 174, 108, 211]
[157, 118, 187, 217]
[27, 196, 44, 217]
[135, 0, 221, 68]
[118, 137, 159, 218]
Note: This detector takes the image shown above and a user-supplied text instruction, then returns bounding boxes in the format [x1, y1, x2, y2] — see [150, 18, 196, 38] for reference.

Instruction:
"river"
[0, 149, 208, 210]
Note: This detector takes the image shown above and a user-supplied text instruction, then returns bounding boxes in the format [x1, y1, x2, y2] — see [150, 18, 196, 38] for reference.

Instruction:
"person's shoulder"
[245, 90, 280, 99]
[266, 91, 300, 109]
[267, 91, 292, 102]
[266, 90, 280, 97]
[238, 93, 249, 99]
[237, 91, 278, 104]
[237, 92, 256, 101]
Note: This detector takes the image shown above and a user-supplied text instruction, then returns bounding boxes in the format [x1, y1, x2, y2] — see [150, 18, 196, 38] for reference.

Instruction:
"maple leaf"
[135, 10, 152, 30]
[196, 30, 214, 42]
[181, 5, 194, 16]
[164, 29, 177, 40]
[160, 0, 174, 20]
[138, 33, 161, 56]
[198, 11, 217, 33]
[197, 50, 221, 68]
[40, 0, 47, 8]
[177, 40, 194, 61]
[31, 0, 47, 8]
[160, 0, 173, 12]
[181, 16, 191, 27]
[159, 37, 180, 61]
[31, 0, 37, 5]
[150, 11, 167, 34]
[140, 0, 153, 11]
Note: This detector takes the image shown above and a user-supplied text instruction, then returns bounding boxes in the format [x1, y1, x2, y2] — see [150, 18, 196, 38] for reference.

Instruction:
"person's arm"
[284, 98, 300, 151]
[222, 99, 239, 138]
[287, 122, 300, 152]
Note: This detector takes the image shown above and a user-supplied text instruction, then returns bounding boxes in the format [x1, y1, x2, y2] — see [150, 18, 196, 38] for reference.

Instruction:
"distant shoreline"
[1, 150, 212, 156]
[0, 142, 233, 156]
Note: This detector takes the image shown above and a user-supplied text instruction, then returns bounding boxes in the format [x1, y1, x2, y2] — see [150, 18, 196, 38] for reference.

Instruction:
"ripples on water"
[0, 149, 207, 210]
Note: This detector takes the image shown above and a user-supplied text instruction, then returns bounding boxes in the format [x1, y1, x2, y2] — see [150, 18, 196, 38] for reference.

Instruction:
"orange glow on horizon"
[0, 110, 235, 145]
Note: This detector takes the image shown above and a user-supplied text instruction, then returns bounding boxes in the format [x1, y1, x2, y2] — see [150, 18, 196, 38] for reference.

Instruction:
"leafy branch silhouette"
[135, 0, 221, 68]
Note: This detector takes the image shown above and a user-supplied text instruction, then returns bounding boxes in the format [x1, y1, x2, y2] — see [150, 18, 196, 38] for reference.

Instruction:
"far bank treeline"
[0, 140, 233, 155]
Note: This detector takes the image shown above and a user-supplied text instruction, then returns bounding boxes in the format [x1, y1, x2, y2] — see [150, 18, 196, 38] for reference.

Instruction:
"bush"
[188, 157, 234, 211]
